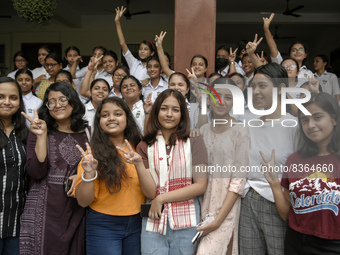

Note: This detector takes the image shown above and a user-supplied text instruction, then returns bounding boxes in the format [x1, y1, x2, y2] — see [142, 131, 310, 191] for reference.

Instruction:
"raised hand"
[155, 31, 167, 49]
[143, 93, 153, 114]
[228, 47, 238, 63]
[116, 139, 143, 165]
[115, 6, 126, 22]
[75, 55, 83, 64]
[186, 67, 197, 79]
[34, 74, 46, 84]
[76, 143, 98, 174]
[308, 74, 320, 93]
[259, 149, 278, 184]
[256, 51, 268, 65]
[21, 109, 47, 136]
[263, 13, 275, 29]
[246, 34, 263, 55]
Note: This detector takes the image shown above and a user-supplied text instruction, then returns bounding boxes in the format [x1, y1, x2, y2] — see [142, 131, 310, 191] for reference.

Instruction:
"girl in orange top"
[74, 97, 145, 255]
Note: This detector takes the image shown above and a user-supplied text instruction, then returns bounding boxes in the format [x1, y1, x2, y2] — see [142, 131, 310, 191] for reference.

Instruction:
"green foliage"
[12, 0, 57, 26]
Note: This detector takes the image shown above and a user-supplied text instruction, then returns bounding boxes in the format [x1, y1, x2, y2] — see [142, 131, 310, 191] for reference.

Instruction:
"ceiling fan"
[261, 0, 304, 18]
[273, 26, 296, 40]
[282, 0, 304, 18]
[123, 0, 150, 19]
[105, 0, 150, 20]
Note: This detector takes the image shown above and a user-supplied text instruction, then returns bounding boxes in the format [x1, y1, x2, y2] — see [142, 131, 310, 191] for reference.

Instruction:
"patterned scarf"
[146, 131, 196, 235]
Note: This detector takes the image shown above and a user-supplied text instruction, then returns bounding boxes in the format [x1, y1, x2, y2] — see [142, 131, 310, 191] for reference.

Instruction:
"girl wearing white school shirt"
[142, 56, 168, 103]
[15, 69, 42, 128]
[263, 13, 313, 87]
[83, 79, 110, 127]
[313, 54, 340, 103]
[120, 75, 145, 134]
[115, 6, 155, 82]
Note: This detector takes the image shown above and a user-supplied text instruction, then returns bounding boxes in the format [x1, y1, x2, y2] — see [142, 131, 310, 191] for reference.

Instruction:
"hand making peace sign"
[21, 109, 47, 136]
[259, 149, 278, 185]
[116, 139, 143, 165]
[76, 143, 98, 174]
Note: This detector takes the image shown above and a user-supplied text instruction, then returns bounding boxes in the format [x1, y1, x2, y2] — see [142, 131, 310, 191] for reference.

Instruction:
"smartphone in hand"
[64, 178, 73, 194]
[140, 203, 164, 217]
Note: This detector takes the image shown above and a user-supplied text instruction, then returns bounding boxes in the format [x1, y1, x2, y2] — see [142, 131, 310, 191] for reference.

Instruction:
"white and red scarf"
[146, 131, 196, 235]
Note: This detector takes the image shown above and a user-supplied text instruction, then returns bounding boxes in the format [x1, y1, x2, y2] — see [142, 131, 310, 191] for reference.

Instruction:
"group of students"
[0, 9, 340, 255]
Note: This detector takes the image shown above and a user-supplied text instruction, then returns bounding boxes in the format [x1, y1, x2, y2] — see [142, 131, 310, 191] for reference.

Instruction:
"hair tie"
[146, 40, 155, 51]
[177, 71, 188, 78]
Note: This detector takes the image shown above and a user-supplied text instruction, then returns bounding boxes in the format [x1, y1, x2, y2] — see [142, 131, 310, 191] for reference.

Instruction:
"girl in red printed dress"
[262, 92, 340, 254]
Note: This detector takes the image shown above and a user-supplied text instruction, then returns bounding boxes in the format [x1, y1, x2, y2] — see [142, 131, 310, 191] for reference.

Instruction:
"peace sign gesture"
[117, 139, 143, 165]
[259, 149, 278, 184]
[76, 143, 98, 174]
[186, 67, 197, 80]
[263, 13, 275, 29]
[228, 47, 238, 63]
[256, 51, 268, 65]
[21, 109, 47, 136]
[155, 31, 167, 49]
[115, 6, 126, 22]
[246, 34, 263, 55]
[88, 55, 103, 70]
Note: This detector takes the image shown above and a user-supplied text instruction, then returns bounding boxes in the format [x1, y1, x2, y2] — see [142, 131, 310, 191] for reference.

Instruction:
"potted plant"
[12, 0, 57, 26]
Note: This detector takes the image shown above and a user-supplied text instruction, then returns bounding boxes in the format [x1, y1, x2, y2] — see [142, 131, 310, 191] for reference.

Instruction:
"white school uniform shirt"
[271, 51, 313, 87]
[108, 89, 123, 98]
[123, 50, 150, 81]
[32, 66, 50, 79]
[22, 92, 43, 128]
[142, 78, 168, 103]
[131, 100, 145, 135]
[189, 102, 212, 129]
[314, 71, 340, 96]
[244, 114, 299, 202]
[244, 73, 254, 86]
[83, 101, 96, 127]
[218, 62, 245, 77]
[63, 65, 83, 93]
[7, 69, 32, 80]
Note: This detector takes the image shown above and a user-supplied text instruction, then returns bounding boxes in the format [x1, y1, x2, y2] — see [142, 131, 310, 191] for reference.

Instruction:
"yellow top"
[74, 149, 145, 216]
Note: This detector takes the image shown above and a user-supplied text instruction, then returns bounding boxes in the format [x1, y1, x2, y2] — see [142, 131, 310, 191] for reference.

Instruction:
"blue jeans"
[86, 208, 141, 255]
[0, 236, 19, 255]
[141, 198, 200, 255]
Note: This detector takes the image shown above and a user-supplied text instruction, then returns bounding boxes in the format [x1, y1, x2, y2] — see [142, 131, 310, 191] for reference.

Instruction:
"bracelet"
[230, 62, 235, 65]
[88, 67, 94, 71]
[145, 112, 150, 115]
[81, 170, 98, 182]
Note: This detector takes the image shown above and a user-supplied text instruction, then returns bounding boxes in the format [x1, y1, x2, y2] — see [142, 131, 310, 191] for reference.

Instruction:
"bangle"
[145, 112, 150, 115]
[230, 62, 235, 65]
[81, 170, 98, 182]
[88, 67, 94, 71]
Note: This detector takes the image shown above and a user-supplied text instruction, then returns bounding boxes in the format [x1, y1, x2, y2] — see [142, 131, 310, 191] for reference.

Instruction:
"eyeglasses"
[114, 73, 127, 78]
[46, 96, 69, 110]
[283, 64, 297, 70]
[291, 48, 305, 53]
[44, 63, 59, 68]
[15, 59, 26, 63]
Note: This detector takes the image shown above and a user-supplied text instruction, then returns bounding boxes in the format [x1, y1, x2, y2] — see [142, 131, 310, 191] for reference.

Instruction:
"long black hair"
[298, 93, 340, 157]
[91, 97, 141, 193]
[38, 82, 88, 133]
[0, 77, 29, 148]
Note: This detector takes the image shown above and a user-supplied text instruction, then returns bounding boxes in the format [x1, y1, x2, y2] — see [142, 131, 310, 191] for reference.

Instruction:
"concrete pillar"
[174, 0, 216, 76]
